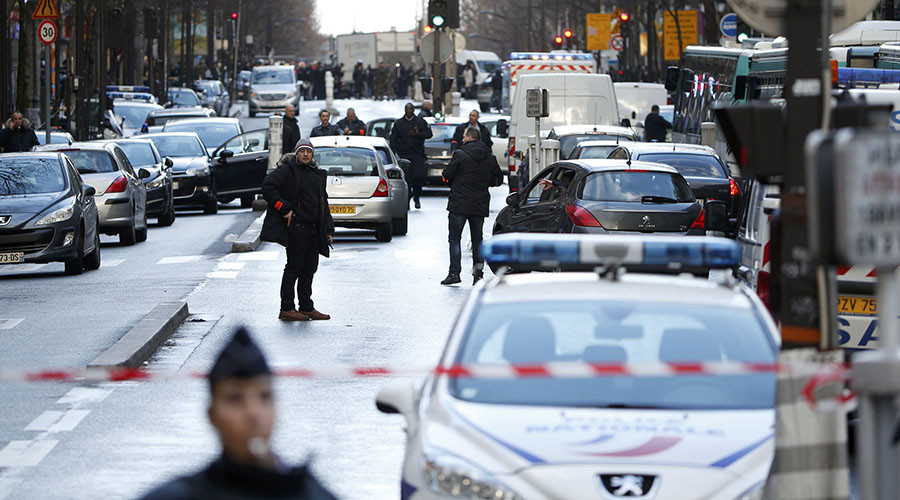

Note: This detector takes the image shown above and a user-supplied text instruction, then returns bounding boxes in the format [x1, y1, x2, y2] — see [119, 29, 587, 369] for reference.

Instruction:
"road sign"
[38, 20, 57, 45]
[720, 13, 738, 37]
[420, 31, 452, 64]
[834, 129, 900, 266]
[525, 88, 549, 118]
[586, 13, 611, 51]
[31, 0, 59, 20]
[664, 10, 698, 61]
[725, 0, 878, 37]
[609, 34, 624, 52]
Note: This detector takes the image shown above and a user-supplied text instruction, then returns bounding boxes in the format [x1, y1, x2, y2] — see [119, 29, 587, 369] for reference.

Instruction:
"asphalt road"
[0, 97, 508, 499]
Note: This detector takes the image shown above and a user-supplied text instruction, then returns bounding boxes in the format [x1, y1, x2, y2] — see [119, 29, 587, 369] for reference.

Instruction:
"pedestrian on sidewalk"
[260, 139, 334, 321]
[390, 102, 433, 209]
[137, 327, 336, 500]
[0, 111, 39, 153]
[281, 105, 300, 155]
[441, 126, 503, 285]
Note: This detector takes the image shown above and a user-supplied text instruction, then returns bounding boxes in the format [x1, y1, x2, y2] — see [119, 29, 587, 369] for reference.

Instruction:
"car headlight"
[186, 166, 209, 176]
[423, 451, 522, 500]
[146, 176, 166, 189]
[35, 202, 74, 225]
[733, 482, 765, 500]
[250, 92, 259, 99]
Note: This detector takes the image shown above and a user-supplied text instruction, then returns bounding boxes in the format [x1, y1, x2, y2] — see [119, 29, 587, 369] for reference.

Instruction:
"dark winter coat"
[137, 455, 336, 500]
[0, 118, 40, 153]
[442, 140, 503, 218]
[309, 123, 343, 137]
[335, 117, 366, 136]
[643, 112, 672, 142]
[260, 154, 335, 257]
[451, 121, 492, 152]
[282, 116, 301, 154]
[389, 114, 432, 160]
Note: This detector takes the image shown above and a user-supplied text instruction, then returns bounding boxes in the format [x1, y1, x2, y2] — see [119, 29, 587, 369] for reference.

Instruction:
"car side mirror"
[506, 193, 520, 206]
[386, 169, 403, 179]
[83, 185, 96, 197]
[376, 380, 417, 425]
[247, 138, 260, 148]
[496, 119, 508, 138]
[620, 118, 631, 128]
[138, 168, 151, 179]
[398, 158, 411, 169]
[219, 150, 235, 160]
[704, 200, 729, 232]
[164, 157, 174, 168]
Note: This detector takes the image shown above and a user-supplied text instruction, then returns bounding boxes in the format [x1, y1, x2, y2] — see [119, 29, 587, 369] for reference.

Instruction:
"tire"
[135, 213, 148, 242]
[392, 215, 408, 236]
[375, 221, 393, 242]
[119, 223, 137, 246]
[64, 231, 85, 275]
[84, 227, 101, 271]
[240, 195, 254, 208]
[203, 198, 218, 214]
[158, 201, 176, 226]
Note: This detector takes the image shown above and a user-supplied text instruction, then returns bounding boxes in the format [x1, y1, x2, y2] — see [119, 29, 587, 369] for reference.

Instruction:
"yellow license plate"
[330, 205, 356, 215]
[838, 296, 877, 315]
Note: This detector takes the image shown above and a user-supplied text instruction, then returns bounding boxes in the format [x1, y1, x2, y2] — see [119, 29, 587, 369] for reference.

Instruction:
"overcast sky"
[316, 0, 421, 36]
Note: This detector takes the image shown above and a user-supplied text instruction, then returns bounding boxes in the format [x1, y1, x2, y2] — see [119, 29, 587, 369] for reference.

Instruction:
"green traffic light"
[432, 15, 445, 27]
[737, 32, 748, 43]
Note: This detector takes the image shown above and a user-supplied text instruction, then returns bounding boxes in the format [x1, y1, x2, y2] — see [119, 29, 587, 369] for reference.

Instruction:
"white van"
[456, 50, 502, 85]
[506, 73, 619, 189]
[614, 82, 668, 131]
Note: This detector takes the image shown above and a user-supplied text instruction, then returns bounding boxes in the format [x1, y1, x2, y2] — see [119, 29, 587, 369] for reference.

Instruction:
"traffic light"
[563, 29, 573, 49]
[619, 12, 631, 37]
[736, 17, 751, 43]
[553, 35, 563, 47]
[423, 24, 433, 34]
[427, 0, 459, 29]
[230, 12, 238, 21]
[619, 12, 630, 22]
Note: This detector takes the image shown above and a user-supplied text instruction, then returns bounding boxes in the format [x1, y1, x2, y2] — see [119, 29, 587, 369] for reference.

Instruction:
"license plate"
[429, 168, 443, 177]
[0, 252, 24, 264]
[838, 295, 877, 315]
[330, 205, 356, 215]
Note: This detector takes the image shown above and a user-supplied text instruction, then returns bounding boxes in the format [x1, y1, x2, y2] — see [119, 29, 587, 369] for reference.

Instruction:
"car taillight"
[372, 177, 389, 197]
[565, 204, 602, 227]
[105, 175, 128, 194]
[729, 177, 740, 197]
[757, 271, 773, 316]
[691, 208, 705, 229]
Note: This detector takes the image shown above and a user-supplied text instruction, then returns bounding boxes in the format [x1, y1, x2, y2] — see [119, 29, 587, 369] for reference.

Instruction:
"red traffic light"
[230, 12, 238, 20]
[554, 35, 563, 45]
[563, 29, 573, 39]
[619, 12, 630, 22]
[424, 25, 433, 33]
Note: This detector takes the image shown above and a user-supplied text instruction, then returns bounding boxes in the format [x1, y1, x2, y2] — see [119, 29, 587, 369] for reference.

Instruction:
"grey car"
[35, 142, 150, 245]
[143, 107, 217, 134]
[339, 135, 410, 236]
[194, 80, 231, 117]
[248, 65, 299, 117]
[162, 117, 243, 156]
[96, 138, 176, 226]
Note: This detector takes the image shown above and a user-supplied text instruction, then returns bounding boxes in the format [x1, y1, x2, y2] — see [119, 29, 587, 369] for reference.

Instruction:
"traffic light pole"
[432, 29, 443, 117]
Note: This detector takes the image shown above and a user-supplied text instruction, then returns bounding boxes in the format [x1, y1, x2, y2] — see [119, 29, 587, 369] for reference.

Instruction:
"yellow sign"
[31, 0, 59, 20]
[586, 13, 611, 51]
[664, 10, 698, 61]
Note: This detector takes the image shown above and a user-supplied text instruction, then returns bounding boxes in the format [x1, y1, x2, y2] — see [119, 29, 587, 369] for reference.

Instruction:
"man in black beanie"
[138, 327, 336, 500]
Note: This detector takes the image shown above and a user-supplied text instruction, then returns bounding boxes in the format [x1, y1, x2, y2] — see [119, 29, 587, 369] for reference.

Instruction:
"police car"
[377, 234, 778, 500]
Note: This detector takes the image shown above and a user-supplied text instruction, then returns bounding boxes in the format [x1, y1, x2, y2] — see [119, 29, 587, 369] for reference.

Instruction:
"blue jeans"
[448, 212, 484, 275]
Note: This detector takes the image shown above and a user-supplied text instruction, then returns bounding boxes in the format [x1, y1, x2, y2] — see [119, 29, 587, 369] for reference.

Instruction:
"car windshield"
[429, 124, 456, 142]
[477, 60, 501, 73]
[638, 153, 727, 179]
[559, 134, 634, 159]
[168, 90, 201, 106]
[316, 147, 378, 176]
[114, 103, 156, 129]
[451, 300, 775, 410]
[60, 150, 116, 174]
[164, 123, 238, 150]
[252, 69, 294, 84]
[145, 136, 206, 157]
[580, 171, 694, 202]
[0, 158, 65, 195]
[575, 145, 619, 160]
[117, 142, 157, 167]
[197, 82, 221, 96]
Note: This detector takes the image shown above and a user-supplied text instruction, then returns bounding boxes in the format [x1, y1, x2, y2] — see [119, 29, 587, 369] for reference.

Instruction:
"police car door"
[212, 129, 268, 200]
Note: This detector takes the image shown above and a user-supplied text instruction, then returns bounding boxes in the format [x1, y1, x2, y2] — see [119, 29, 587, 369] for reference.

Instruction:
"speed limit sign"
[38, 20, 57, 45]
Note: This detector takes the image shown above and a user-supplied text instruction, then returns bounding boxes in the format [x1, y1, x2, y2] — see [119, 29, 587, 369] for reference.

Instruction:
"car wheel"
[240, 195, 254, 208]
[203, 198, 219, 214]
[84, 227, 101, 271]
[64, 231, 85, 275]
[119, 223, 137, 245]
[391, 215, 408, 236]
[158, 202, 176, 226]
[375, 221, 393, 242]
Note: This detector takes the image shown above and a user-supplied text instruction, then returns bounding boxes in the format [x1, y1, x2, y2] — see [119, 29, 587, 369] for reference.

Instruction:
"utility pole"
[0, 0, 7, 119]
[75, 0, 85, 140]
[206, 0, 214, 71]
[99, 0, 108, 137]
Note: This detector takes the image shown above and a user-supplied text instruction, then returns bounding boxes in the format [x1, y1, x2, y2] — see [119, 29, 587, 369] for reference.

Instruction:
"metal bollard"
[325, 71, 335, 113]
[267, 114, 283, 174]
[451, 91, 461, 117]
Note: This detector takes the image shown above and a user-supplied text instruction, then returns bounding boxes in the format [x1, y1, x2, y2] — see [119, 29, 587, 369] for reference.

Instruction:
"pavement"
[0, 97, 509, 499]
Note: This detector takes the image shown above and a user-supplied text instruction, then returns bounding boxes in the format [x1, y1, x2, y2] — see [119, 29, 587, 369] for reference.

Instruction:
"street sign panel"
[834, 129, 900, 266]
[38, 20, 57, 45]
[663, 10, 698, 61]
[420, 31, 453, 64]
[586, 13, 611, 51]
[31, 0, 59, 20]
[525, 88, 548, 118]
[720, 13, 738, 37]
[725, 0, 878, 37]
[609, 34, 624, 52]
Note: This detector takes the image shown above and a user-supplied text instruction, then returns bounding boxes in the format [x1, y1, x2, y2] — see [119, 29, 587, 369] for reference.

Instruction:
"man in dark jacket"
[390, 102, 433, 209]
[441, 126, 503, 285]
[336, 107, 366, 136]
[451, 110, 492, 152]
[138, 327, 336, 500]
[260, 139, 334, 321]
[309, 109, 343, 137]
[643, 105, 672, 142]
[281, 105, 300, 154]
[0, 112, 40, 153]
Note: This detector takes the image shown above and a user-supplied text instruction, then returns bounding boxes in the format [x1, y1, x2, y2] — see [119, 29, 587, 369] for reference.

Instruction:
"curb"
[88, 302, 189, 369]
[231, 212, 265, 253]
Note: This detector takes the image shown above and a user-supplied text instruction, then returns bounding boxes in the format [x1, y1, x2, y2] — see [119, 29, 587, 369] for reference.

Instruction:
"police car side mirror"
[705, 200, 729, 232]
[496, 119, 508, 138]
[506, 193, 520, 206]
[376, 380, 417, 424]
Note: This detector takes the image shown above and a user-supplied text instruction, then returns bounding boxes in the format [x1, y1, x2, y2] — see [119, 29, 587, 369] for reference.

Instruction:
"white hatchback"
[378, 234, 779, 500]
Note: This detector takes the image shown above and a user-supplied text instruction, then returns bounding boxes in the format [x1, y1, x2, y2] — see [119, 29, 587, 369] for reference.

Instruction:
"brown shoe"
[300, 309, 330, 320]
[279, 310, 310, 321]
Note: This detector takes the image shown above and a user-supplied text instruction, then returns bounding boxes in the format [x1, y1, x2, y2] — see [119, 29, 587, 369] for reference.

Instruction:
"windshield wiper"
[641, 195, 678, 204]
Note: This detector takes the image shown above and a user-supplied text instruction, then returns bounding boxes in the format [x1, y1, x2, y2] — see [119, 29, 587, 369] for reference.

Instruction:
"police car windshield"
[580, 171, 694, 203]
[429, 124, 456, 142]
[477, 60, 501, 73]
[451, 300, 775, 410]
[315, 147, 379, 176]
[638, 153, 727, 179]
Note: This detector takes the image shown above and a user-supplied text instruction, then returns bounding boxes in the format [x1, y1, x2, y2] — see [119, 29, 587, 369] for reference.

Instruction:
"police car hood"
[426, 398, 774, 480]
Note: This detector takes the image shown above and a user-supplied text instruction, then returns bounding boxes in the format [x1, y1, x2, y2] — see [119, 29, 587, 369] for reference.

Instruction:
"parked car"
[143, 107, 217, 134]
[141, 132, 218, 214]
[569, 139, 627, 161]
[480, 115, 511, 174]
[248, 65, 300, 117]
[366, 117, 394, 139]
[546, 124, 641, 160]
[35, 142, 149, 245]
[194, 80, 231, 117]
[209, 128, 269, 208]
[167, 87, 205, 109]
[0, 152, 101, 274]
[98, 138, 175, 226]
[113, 99, 163, 137]
[423, 120, 465, 186]
[162, 117, 243, 156]
[35, 130, 75, 146]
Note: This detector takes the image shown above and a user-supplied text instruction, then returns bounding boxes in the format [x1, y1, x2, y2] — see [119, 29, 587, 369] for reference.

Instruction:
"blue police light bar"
[481, 234, 740, 271]
[108, 92, 156, 102]
[106, 85, 151, 92]
[837, 67, 900, 86]
[509, 52, 594, 61]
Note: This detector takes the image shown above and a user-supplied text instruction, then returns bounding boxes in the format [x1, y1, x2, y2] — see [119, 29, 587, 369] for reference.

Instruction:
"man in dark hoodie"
[389, 102, 433, 209]
[260, 139, 335, 321]
[441, 126, 503, 285]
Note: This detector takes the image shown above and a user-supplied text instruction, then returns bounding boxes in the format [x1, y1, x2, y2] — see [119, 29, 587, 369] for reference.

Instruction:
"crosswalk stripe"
[157, 255, 203, 265]
[56, 386, 114, 405]
[0, 440, 58, 467]
[207, 271, 239, 279]
[237, 251, 279, 261]
[24, 410, 90, 432]
[215, 262, 246, 271]
[0, 319, 24, 330]
[100, 258, 125, 268]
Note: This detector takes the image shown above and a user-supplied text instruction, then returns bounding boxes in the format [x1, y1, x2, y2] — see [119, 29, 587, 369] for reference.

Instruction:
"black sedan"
[493, 159, 708, 237]
[0, 152, 101, 274]
[99, 138, 176, 226]
[423, 122, 460, 186]
[142, 132, 218, 214]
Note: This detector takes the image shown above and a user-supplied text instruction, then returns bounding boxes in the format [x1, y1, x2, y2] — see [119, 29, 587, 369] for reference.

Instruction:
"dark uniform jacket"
[138, 455, 336, 500]
[451, 122, 492, 151]
[335, 117, 366, 136]
[643, 113, 672, 142]
[0, 119, 40, 153]
[260, 154, 335, 257]
[389, 114, 432, 160]
[309, 123, 343, 137]
[442, 140, 503, 218]
[282, 116, 301, 155]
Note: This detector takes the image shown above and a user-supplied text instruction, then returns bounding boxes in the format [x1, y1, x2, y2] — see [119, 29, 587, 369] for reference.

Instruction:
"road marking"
[0, 319, 24, 330]
[100, 258, 125, 268]
[56, 386, 113, 405]
[157, 255, 203, 265]
[215, 262, 246, 271]
[329, 251, 358, 260]
[25, 410, 90, 432]
[0, 264, 47, 273]
[0, 440, 58, 467]
[207, 271, 239, 279]
[237, 251, 279, 261]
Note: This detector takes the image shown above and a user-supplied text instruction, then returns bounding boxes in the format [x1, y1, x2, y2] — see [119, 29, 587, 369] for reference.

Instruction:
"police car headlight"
[186, 166, 209, 176]
[423, 452, 522, 499]
[35, 201, 74, 225]
[733, 482, 765, 500]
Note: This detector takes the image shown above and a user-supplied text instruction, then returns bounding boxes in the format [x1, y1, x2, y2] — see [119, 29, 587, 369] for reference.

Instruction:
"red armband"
[274, 201, 283, 211]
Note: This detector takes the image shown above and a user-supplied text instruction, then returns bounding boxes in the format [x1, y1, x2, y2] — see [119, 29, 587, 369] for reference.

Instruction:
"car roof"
[563, 158, 679, 174]
[140, 132, 204, 140]
[325, 135, 390, 148]
[253, 65, 292, 71]
[35, 141, 116, 153]
[113, 100, 161, 108]
[310, 136, 378, 151]
[162, 117, 239, 126]
[147, 107, 211, 116]
[94, 138, 157, 147]
[616, 142, 720, 156]
[168, 87, 196, 93]
[0, 152, 63, 161]
[550, 124, 638, 137]
[574, 139, 627, 148]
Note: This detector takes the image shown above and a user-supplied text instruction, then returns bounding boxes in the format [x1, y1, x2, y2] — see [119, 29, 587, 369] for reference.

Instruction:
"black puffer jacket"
[0, 118, 40, 153]
[389, 114, 432, 159]
[442, 140, 503, 217]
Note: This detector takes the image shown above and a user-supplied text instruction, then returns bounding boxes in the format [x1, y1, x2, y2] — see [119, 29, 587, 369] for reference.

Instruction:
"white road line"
[237, 251, 280, 261]
[100, 258, 126, 268]
[0, 264, 47, 273]
[0, 440, 59, 467]
[157, 255, 203, 265]
[207, 271, 239, 279]
[56, 386, 113, 405]
[215, 262, 246, 271]
[0, 319, 24, 330]
[25, 410, 90, 432]
[329, 251, 358, 260]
